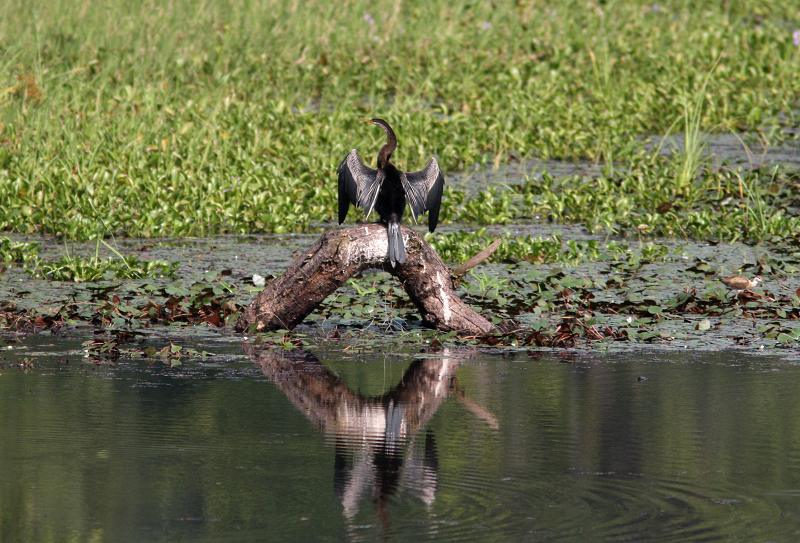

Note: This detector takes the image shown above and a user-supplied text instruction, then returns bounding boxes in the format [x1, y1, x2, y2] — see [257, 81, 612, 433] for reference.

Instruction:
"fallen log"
[235, 223, 494, 335]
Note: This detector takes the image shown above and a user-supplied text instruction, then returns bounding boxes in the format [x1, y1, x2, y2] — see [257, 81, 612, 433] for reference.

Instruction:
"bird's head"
[368, 118, 388, 128]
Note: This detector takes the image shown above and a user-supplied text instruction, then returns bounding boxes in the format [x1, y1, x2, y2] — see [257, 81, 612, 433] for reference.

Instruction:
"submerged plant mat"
[1, 234, 799, 356]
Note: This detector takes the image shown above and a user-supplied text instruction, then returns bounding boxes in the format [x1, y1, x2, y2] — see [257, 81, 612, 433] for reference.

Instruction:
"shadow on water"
[244, 346, 800, 542]
[245, 344, 496, 537]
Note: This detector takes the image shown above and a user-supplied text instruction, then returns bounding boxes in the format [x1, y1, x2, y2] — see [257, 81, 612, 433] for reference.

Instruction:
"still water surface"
[2, 340, 800, 541]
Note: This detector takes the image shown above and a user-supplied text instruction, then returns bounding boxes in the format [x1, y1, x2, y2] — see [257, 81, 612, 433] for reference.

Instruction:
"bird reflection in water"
[244, 344, 497, 528]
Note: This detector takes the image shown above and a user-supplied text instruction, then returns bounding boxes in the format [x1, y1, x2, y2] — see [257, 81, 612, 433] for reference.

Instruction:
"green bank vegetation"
[0, 0, 797, 242]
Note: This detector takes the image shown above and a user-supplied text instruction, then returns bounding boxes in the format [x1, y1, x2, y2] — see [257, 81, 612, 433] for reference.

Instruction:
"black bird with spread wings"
[338, 118, 445, 267]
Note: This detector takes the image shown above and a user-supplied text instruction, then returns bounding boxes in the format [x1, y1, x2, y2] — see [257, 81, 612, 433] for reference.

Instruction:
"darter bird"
[337, 118, 445, 267]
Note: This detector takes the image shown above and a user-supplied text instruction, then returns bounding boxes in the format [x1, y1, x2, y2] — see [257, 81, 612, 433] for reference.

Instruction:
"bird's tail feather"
[387, 221, 406, 267]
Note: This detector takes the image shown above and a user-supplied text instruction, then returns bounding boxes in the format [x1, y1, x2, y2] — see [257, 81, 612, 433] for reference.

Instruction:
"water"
[2, 338, 800, 542]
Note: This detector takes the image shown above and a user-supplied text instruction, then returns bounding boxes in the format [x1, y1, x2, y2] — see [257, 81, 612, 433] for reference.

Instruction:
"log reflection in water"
[244, 344, 492, 521]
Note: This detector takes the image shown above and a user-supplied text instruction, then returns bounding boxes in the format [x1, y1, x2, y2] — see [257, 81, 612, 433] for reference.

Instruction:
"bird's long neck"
[374, 120, 397, 168]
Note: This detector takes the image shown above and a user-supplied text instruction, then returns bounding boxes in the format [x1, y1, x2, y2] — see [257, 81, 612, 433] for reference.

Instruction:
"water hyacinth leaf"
[165, 283, 190, 297]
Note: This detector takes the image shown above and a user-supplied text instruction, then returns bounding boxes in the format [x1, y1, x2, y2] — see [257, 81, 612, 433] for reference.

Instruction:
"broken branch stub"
[235, 224, 494, 335]
[452, 238, 502, 277]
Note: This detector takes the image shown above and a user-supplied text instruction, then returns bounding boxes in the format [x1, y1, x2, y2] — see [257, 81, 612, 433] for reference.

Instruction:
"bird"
[720, 275, 761, 291]
[337, 118, 445, 267]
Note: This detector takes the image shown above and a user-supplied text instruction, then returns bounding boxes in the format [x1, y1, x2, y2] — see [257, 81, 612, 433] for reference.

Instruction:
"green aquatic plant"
[461, 271, 510, 301]
[758, 323, 800, 346]
[451, 188, 516, 225]
[737, 168, 800, 241]
[8, 237, 181, 283]
[513, 161, 799, 242]
[3, 239, 800, 352]
[428, 229, 671, 266]
[0, 237, 39, 264]
[28, 254, 178, 282]
[673, 63, 715, 194]
[0, 0, 797, 240]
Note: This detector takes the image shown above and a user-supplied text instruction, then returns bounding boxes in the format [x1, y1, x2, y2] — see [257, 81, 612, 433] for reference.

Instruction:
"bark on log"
[235, 223, 494, 335]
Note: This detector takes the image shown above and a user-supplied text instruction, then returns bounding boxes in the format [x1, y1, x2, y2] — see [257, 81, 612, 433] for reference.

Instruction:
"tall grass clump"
[673, 63, 717, 195]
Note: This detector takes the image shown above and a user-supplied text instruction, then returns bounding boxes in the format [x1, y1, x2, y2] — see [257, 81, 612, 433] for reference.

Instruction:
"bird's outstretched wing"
[401, 157, 445, 232]
[338, 149, 385, 223]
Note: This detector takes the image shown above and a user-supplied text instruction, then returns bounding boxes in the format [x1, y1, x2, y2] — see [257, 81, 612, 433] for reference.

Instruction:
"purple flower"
[480, 21, 492, 31]
[363, 13, 375, 26]
[793, 30, 800, 47]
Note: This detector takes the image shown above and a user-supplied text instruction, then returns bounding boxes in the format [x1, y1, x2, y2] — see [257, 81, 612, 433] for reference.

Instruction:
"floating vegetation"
[0, 1, 798, 241]
[514, 163, 800, 242]
[0, 237, 39, 264]
[1, 232, 799, 352]
[28, 254, 178, 282]
[429, 229, 670, 265]
[81, 332, 213, 364]
[0, 271, 241, 337]
[78, 273, 241, 329]
[1, 236, 178, 282]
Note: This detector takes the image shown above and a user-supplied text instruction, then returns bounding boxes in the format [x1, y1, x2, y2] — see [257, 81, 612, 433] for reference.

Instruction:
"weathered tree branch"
[235, 223, 494, 335]
[452, 238, 502, 277]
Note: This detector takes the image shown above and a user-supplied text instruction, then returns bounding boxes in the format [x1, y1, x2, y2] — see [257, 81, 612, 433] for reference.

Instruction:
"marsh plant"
[0, 236, 177, 282]
[673, 67, 714, 195]
[0, 237, 39, 264]
[30, 253, 178, 282]
[0, 0, 797, 242]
